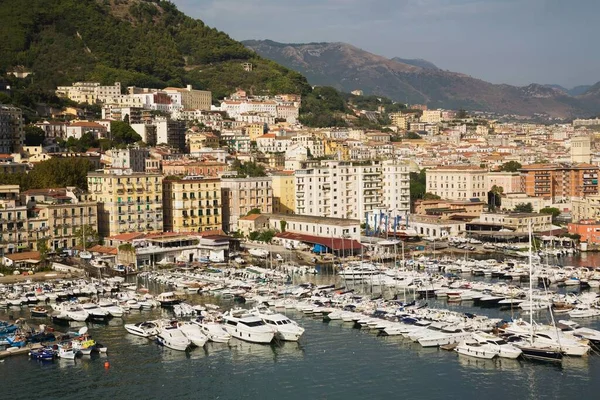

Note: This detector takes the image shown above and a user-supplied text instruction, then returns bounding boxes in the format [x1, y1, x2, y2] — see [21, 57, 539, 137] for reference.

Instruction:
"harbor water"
[2, 254, 600, 399]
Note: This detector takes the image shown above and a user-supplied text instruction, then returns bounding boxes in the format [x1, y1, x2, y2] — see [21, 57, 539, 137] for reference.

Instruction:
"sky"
[171, 0, 599, 88]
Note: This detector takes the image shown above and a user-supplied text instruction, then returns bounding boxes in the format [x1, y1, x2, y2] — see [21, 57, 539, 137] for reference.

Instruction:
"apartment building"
[0, 186, 98, 256]
[271, 172, 295, 214]
[572, 195, 600, 222]
[486, 171, 521, 193]
[162, 176, 222, 233]
[164, 85, 211, 111]
[520, 163, 599, 201]
[106, 147, 150, 172]
[56, 82, 121, 104]
[420, 110, 442, 124]
[0, 105, 24, 154]
[221, 177, 273, 233]
[23, 188, 98, 251]
[87, 171, 163, 237]
[382, 160, 411, 217]
[426, 166, 488, 201]
[294, 160, 410, 223]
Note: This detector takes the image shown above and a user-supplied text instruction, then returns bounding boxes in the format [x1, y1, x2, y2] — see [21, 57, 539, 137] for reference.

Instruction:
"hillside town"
[1, 79, 600, 270]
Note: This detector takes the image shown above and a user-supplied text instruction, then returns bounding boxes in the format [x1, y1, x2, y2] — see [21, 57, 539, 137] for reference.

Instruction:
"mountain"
[244, 40, 600, 118]
[544, 84, 592, 97]
[0, 0, 311, 101]
[391, 57, 439, 71]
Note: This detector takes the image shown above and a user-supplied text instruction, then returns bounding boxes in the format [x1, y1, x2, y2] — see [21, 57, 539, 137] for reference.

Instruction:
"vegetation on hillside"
[0, 158, 94, 190]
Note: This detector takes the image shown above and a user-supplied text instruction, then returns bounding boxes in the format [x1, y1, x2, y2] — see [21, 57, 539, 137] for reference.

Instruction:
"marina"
[1, 252, 600, 398]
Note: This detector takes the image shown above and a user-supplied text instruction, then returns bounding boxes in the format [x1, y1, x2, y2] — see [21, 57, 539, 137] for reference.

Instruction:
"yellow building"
[163, 177, 222, 233]
[272, 172, 295, 214]
[390, 113, 410, 130]
[164, 86, 212, 111]
[0, 186, 98, 256]
[87, 171, 163, 237]
[324, 139, 350, 160]
[244, 123, 265, 141]
[189, 132, 219, 151]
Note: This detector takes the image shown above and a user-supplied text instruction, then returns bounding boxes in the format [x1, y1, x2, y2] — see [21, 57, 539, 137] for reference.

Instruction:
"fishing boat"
[31, 306, 49, 317]
[156, 292, 181, 308]
[29, 346, 56, 361]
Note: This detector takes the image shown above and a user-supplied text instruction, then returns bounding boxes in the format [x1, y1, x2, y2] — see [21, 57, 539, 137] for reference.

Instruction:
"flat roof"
[265, 213, 359, 226]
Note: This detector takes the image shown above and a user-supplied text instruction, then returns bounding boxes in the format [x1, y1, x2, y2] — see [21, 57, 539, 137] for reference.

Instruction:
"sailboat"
[515, 221, 563, 363]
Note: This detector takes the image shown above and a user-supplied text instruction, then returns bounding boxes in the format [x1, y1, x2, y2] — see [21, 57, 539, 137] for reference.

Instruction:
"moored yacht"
[222, 309, 276, 344]
[125, 321, 160, 338]
[191, 320, 232, 343]
[250, 308, 305, 341]
[156, 325, 192, 351]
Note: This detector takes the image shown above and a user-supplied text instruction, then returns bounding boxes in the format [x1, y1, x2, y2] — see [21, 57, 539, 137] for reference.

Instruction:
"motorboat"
[471, 331, 522, 359]
[156, 292, 181, 308]
[156, 326, 192, 351]
[192, 320, 232, 343]
[455, 341, 498, 359]
[124, 321, 160, 338]
[222, 309, 276, 344]
[251, 308, 305, 341]
[98, 299, 125, 317]
[56, 343, 76, 359]
[177, 321, 208, 347]
[29, 346, 56, 361]
[81, 303, 110, 322]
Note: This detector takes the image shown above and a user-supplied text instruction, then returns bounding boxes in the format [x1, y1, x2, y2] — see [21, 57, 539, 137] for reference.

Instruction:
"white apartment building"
[426, 166, 488, 201]
[291, 134, 325, 158]
[294, 160, 410, 223]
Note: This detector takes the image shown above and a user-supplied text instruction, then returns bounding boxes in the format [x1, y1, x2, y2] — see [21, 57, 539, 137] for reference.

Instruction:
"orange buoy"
[104, 362, 110, 369]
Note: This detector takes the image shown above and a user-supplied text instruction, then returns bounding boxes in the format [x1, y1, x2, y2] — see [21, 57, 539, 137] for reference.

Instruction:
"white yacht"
[454, 341, 498, 359]
[192, 320, 232, 343]
[251, 308, 305, 341]
[98, 299, 125, 317]
[177, 321, 208, 347]
[82, 303, 110, 322]
[156, 326, 192, 351]
[124, 321, 160, 338]
[471, 331, 522, 359]
[56, 303, 89, 322]
[222, 309, 276, 344]
[418, 325, 473, 348]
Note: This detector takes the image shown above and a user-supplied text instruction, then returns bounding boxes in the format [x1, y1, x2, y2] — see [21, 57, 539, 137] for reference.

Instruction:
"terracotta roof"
[70, 121, 105, 128]
[239, 213, 266, 221]
[89, 245, 118, 255]
[5, 251, 41, 261]
[107, 232, 146, 241]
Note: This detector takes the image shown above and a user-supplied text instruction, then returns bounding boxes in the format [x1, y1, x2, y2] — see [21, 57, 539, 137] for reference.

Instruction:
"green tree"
[247, 208, 262, 216]
[405, 132, 422, 139]
[540, 207, 561, 219]
[110, 121, 141, 145]
[514, 203, 533, 213]
[423, 192, 441, 200]
[73, 225, 100, 248]
[279, 220, 287, 232]
[24, 126, 46, 146]
[409, 169, 427, 203]
[37, 238, 49, 263]
[499, 161, 522, 172]
[232, 160, 266, 178]
[257, 230, 276, 243]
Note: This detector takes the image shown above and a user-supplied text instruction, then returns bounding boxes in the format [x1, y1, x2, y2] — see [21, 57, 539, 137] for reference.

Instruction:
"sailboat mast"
[528, 220, 533, 342]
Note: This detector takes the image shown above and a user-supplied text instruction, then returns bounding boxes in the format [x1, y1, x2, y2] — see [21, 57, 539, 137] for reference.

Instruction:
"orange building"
[568, 220, 600, 244]
[520, 163, 599, 201]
